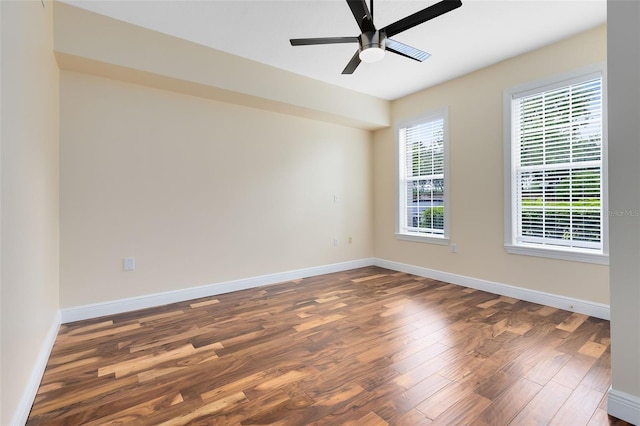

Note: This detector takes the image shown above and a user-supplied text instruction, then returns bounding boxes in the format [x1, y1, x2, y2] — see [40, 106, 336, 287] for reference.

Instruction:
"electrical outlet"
[451, 243, 457, 253]
[333, 238, 338, 247]
[123, 257, 135, 271]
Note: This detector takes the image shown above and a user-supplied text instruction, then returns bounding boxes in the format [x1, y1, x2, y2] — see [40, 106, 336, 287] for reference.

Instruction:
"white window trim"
[395, 107, 450, 245]
[503, 63, 609, 265]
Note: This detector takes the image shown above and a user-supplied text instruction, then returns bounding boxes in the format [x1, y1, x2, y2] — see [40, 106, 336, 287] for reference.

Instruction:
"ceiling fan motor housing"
[359, 30, 386, 51]
[358, 31, 387, 62]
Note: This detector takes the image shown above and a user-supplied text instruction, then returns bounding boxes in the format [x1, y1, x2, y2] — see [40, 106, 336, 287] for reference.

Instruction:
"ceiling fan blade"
[386, 38, 432, 62]
[346, 0, 375, 33]
[383, 0, 462, 38]
[342, 50, 362, 74]
[290, 37, 359, 46]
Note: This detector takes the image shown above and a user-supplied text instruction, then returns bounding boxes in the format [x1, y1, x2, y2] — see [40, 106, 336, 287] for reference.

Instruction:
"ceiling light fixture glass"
[359, 47, 385, 63]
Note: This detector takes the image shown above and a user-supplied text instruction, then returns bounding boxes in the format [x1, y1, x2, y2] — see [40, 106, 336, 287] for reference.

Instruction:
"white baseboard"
[12, 310, 61, 426]
[374, 258, 610, 320]
[61, 257, 611, 323]
[608, 387, 640, 425]
[61, 258, 375, 323]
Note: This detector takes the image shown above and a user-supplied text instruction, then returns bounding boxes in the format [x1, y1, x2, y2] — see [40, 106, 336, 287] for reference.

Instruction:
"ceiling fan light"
[358, 30, 387, 63]
[359, 47, 385, 63]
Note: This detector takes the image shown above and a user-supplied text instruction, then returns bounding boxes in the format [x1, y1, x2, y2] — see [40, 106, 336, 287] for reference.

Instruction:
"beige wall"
[59, 72, 373, 308]
[0, 1, 60, 424]
[373, 25, 609, 304]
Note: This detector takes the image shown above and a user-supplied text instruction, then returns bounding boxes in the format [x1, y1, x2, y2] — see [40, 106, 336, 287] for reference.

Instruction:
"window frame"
[503, 64, 609, 265]
[395, 107, 450, 245]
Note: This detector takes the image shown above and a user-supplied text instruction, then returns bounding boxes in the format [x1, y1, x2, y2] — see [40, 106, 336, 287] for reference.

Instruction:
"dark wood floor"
[28, 267, 629, 425]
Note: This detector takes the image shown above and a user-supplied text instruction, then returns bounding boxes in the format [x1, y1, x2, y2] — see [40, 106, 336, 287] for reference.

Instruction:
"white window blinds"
[398, 114, 446, 237]
[512, 76, 603, 252]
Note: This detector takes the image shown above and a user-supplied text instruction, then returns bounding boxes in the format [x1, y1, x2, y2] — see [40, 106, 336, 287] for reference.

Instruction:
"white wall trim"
[61, 258, 375, 323]
[374, 258, 610, 320]
[62, 256, 610, 324]
[608, 387, 640, 425]
[12, 311, 62, 426]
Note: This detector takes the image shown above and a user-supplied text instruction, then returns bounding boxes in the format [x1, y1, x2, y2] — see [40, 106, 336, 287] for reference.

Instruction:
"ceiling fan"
[290, 0, 462, 74]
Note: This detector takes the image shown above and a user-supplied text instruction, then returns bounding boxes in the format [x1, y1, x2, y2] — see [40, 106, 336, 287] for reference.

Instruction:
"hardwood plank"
[550, 384, 605, 425]
[556, 312, 589, 332]
[510, 380, 573, 425]
[415, 379, 476, 419]
[155, 391, 247, 426]
[475, 377, 542, 425]
[552, 353, 598, 389]
[395, 409, 433, 426]
[581, 348, 613, 393]
[430, 391, 491, 425]
[579, 340, 609, 358]
[189, 298, 220, 308]
[524, 349, 572, 385]
[55, 322, 141, 344]
[343, 411, 389, 426]
[81, 392, 184, 426]
[393, 373, 451, 410]
[475, 360, 534, 401]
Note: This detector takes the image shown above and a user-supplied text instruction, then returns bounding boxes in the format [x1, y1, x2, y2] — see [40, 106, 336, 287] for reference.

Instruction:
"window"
[504, 65, 608, 264]
[396, 107, 449, 244]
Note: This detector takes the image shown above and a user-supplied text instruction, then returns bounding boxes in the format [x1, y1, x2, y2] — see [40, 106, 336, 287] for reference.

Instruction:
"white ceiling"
[60, 0, 606, 100]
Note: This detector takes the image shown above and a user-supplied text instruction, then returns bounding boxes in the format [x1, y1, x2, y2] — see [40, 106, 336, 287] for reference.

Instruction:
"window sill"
[396, 233, 450, 245]
[504, 244, 609, 265]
